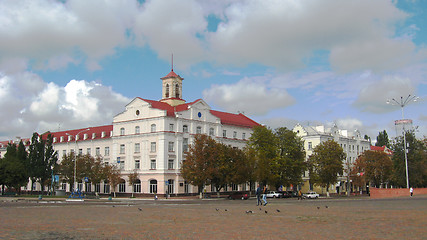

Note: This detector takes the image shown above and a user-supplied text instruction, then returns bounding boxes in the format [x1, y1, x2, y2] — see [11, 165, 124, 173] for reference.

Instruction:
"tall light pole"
[66, 128, 90, 193]
[387, 95, 419, 188]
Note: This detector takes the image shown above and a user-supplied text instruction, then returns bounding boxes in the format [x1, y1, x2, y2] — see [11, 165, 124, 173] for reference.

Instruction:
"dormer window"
[92, 133, 96, 139]
[101, 131, 106, 138]
[60, 136, 64, 142]
[83, 134, 88, 140]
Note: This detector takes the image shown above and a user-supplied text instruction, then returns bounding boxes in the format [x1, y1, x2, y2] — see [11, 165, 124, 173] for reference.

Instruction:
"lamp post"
[387, 95, 419, 188]
[66, 128, 90, 193]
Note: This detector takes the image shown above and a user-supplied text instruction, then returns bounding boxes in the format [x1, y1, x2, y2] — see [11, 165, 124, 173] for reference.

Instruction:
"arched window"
[175, 84, 180, 98]
[183, 125, 188, 133]
[133, 179, 141, 193]
[135, 126, 140, 134]
[167, 179, 174, 194]
[120, 127, 125, 136]
[150, 180, 157, 194]
[118, 179, 126, 193]
[151, 124, 156, 132]
[165, 84, 170, 98]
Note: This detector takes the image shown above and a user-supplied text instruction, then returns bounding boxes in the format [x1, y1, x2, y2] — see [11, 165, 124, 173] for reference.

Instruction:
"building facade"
[1, 69, 259, 196]
[293, 123, 371, 194]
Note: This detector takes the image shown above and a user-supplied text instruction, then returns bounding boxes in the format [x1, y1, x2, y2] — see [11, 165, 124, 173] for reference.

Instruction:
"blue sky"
[0, 0, 426, 141]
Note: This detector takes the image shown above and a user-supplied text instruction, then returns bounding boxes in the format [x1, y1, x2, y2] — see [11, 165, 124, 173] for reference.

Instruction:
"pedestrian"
[262, 185, 268, 206]
[410, 187, 413, 197]
[298, 190, 302, 200]
[256, 184, 262, 206]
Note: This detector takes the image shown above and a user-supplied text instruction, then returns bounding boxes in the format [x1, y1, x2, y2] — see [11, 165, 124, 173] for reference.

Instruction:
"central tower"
[160, 68, 185, 107]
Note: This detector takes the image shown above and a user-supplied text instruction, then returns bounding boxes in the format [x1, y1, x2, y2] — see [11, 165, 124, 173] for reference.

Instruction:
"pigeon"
[138, 208, 142, 211]
[259, 208, 262, 211]
[276, 209, 280, 212]
[112, 205, 115, 207]
[325, 205, 329, 209]
[265, 210, 268, 214]
[317, 206, 320, 209]
[215, 208, 219, 211]
[245, 210, 253, 214]
[225, 209, 228, 212]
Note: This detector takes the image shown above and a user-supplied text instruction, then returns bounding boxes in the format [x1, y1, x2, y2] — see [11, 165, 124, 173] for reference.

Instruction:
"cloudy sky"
[0, 0, 426, 142]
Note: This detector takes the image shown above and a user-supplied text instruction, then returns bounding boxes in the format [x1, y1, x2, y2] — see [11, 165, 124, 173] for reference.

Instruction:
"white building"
[1, 69, 259, 196]
[293, 123, 371, 194]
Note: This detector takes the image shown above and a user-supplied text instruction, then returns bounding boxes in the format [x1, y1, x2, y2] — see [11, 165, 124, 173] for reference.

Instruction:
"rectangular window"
[209, 128, 214, 136]
[95, 183, 100, 193]
[196, 126, 202, 134]
[119, 160, 125, 170]
[308, 142, 312, 150]
[242, 133, 246, 140]
[168, 159, 174, 169]
[120, 144, 125, 154]
[183, 138, 189, 153]
[63, 150, 66, 156]
[105, 147, 110, 156]
[95, 147, 100, 156]
[135, 159, 140, 169]
[119, 183, 125, 193]
[168, 142, 174, 152]
[87, 148, 91, 155]
[150, 159, 156, 169]
[78, 149, 83, 155]
[223, 130, 227, 138]
[151, 142, 156, 152]
[134, 143, 140, 153]
[104, 184, 110, 194]
[233, 131, 237, 138]
[169, 124, 174, 132]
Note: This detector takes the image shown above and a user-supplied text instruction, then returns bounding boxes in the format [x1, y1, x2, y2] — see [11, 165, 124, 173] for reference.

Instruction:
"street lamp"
[66, 128, 90, 193]
[387, 95, 419, 188]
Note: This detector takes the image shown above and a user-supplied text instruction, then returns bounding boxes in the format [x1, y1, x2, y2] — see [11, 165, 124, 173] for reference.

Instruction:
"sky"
[0, 0, 426, 142]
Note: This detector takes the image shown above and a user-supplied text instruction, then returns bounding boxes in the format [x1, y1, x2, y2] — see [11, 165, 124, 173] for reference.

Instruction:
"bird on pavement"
[317, 206, 320, 209]
[215, 208, 219, 211]
[265, 210, 268, 214]
[276, 209, 280, 212]
[325, 205, 329, 209]
[138, 208, 142, 211]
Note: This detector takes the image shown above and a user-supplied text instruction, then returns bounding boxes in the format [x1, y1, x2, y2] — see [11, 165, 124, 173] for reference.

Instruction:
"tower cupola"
[160, 69, 185, 107]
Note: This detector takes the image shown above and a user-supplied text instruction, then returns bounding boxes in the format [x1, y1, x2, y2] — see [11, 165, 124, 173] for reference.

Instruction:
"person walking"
[256, 185, 262, 206]
[410, 187, 413, 197]
[298, 190, 303, 200]
[262, 185, 268, 206]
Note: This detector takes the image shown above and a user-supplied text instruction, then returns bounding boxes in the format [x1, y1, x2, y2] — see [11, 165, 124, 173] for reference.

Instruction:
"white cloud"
[0, 72, 129, 140]
[203, 78, 295, 115]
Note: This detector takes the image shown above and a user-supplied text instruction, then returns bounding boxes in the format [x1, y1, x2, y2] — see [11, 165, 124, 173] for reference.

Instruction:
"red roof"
[46, 125, 113, 144]
[161, 70, 183, 80]
[370, 145, 393, 155]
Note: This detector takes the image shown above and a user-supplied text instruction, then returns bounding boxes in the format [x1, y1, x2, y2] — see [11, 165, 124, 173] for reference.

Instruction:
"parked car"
[303, 191, 320, 199]
[279, 191, 293, 198]
[227, 192, 249, 200]
[265, 191, 281, 198]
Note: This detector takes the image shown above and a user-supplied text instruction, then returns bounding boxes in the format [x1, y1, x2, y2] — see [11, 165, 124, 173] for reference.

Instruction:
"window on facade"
[87, 148, 91, 155]
[135, 126, 140, 134]
[209, 128, 214, 136]
[150, 159, 156, 169]
[168, 179, 174, 194]
[118, 179, 126, 193]
[232, 183, 238, 191]
[134, 143, 140, 153]
[183, 125, 188, 133]
[134, 159, 140, 169]
[95, 183, 100, 193]
[168, 142, 174, 152]
[95, 147, 100, 156]
[120, 144, 125, 154]
[150, 142, 156, 152]
[134, 179, 141, 193]
[120, 127, 125, 136]
[105, 147, 110, 156]
[151, 124, 156, 132]
[78, 149, 83, 155]
[70, 149, 75, 154]
[242, 133, 246, 140]
[196, 126, 202, 134]
[183, 138, 189, 153]
[223, 130, 227, 138]
[308, 142, 312, 150]
[165, 84, 169, 98]
[175, 84, 180, 98]
[233, 131, 237, 138]
[63, 150, 66, 156]
[168, 159, 174, 169]
[169, 124, 174, 132]
[150, 180, 157, 193]
[119, 160, 125, 170]
[104, 181, 110, 193]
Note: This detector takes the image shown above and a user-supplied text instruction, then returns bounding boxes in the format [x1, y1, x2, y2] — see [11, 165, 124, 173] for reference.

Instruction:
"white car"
[303, 191, 319, 199]
[265, 191, 281, 198]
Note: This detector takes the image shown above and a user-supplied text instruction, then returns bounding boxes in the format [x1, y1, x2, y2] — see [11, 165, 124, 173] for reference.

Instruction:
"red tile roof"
[370, 145, 393, 155]
[46, 125, 113, 144]
[161, 70, 183, 80]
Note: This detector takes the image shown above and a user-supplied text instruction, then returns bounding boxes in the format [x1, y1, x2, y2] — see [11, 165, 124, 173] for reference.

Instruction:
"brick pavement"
[0, 195, 426, 239]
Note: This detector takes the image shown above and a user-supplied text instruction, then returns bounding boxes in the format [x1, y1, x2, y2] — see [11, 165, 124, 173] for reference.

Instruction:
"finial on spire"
[171, 53, 174, 71]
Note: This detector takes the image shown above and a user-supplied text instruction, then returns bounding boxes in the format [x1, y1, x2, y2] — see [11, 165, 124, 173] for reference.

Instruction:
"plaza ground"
[0, 195, 426, 239]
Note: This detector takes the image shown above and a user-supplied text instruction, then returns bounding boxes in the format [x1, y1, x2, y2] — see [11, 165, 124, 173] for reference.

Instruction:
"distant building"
[370, 145, 393, 156]
[1, 69, 259, 196]
[293, 123, 371, 194]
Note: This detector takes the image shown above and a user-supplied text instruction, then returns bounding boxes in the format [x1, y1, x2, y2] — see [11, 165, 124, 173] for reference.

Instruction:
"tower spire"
[171, 53, 173, 71]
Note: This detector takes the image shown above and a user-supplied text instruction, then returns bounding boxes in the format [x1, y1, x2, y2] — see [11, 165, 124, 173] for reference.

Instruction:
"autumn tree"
[128, 170, 139, 198]
[353, 150, 393, 188]
[181, 134, 218, 194]
[104, 164, 121, 197]
[350, 157, 366, 192]
[308, 140, 345, 196]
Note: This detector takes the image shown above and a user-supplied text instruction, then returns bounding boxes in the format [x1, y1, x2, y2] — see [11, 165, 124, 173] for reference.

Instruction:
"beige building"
[1, 69, 259, 196]
[293, 123, 371, 195]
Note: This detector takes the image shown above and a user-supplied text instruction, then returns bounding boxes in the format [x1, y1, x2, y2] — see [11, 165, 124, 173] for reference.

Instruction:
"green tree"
[0, 142, 29, 194]
[375, 130, 390, 148]
[392, 131, 427, 187]
[354, 150, 393, 188]
[246, 126, 278, 186]
[273, 127, 306, 189]
[181, 134, 218, 194]
[308, 140, 345, 196]
[209, 143, 233, 195]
